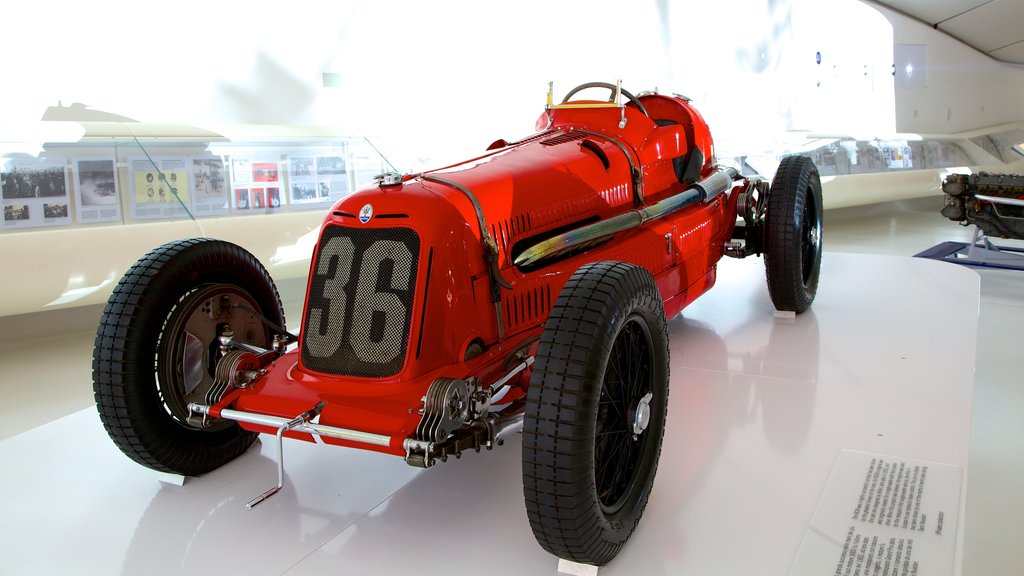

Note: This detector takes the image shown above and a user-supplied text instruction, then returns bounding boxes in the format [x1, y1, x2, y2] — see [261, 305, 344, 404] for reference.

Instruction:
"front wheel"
[523, 261, 669, 565]
[765, 155, 824, 313]
[93, 238, 285, 476]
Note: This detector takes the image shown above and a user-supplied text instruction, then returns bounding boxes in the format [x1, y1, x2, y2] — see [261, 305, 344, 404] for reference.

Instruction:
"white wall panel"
[873, 3, 1024, 133]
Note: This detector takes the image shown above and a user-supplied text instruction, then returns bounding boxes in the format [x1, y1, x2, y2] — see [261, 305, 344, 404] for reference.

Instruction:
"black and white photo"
[2, 158, 72, 228]
[289, 156, 314, 178]
[43, 203, 68, 218]
[73, 158, 121, 223]
[190, 158, 228, 215]
[316, 155, 346, 176]
[2, 159, 67, 199]
[291, 183, 317, 202]
[4, 204, 30, 221]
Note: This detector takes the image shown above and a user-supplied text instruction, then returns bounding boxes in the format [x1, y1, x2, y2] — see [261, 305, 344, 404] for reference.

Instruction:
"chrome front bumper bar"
[188, 402, 392, 447]
[187, 398, 526, 507]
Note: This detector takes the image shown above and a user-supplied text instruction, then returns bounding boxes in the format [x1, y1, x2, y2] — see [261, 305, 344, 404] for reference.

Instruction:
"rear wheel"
[523, 261, 669, 565]
[93, 238, 284, 476]
[765, 155, 823, 313]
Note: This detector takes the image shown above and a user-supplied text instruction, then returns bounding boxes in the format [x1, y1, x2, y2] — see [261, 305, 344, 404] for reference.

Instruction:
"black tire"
[522, 261, 669, 565]
[93, 238, 285, 476]
[765, 155, 823, 313]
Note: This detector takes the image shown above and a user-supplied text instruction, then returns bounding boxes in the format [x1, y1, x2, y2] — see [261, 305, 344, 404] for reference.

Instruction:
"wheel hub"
[807, 224, 820, 246]
[631, 392, 653, 436]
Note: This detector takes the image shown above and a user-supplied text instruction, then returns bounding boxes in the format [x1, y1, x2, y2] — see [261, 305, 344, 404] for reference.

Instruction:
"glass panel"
[1, 122, 391, 233]
[970, 129, 1024, 163]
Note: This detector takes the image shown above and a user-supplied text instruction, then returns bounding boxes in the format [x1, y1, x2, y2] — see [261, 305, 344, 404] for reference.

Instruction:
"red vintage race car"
[93, 81, 823, 566]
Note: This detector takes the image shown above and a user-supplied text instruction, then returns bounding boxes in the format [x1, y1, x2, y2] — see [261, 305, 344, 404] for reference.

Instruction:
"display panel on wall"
[190, 157, 229, 216]
[288, 150, 350, 208]
[231, 158, 284, 212]
[1, 157, 71, 229]
[130, 157, 190, 220]
[73, 158, 121, 224]
[0, 131, 387, 232]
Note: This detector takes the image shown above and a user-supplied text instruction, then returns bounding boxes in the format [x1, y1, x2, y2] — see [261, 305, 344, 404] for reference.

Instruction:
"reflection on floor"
[828, 198, 1024, 576]
[0, 197, 1020, 575]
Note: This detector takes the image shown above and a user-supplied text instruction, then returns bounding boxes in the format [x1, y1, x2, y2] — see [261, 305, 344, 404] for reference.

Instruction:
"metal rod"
[489, 356, 535, 392]
[514, 167, 737, 267]
[188, 403, 392, 447]
[976, 193, 1024, 209]
[246, 423, 288, 509]
[238, 401, 326, 509]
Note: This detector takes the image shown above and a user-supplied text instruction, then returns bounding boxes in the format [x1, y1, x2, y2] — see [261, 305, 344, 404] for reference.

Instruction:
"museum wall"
[870, 3, 1024, 134]
[2, 0, 898, 169]
[2, 0, 1021, 318]
[4, 1, 1017, 154]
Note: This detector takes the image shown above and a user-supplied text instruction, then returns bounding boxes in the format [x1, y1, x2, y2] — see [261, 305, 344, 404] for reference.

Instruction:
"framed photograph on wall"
[73, 158, 121, 223]
[234, 188, 251, 211]
[129, 157, 190, 220]
[288, 155, 319, 206]
[190, 157, 228, 216]
[316, 153, 350, 203]
[266, 186, 282, 209]
[222, 157, 286, 213]
[1, 157, 71, 228]
[247, 160, 283, 212]
[252, 161, 279, 183]
[289, 156, 314, 178]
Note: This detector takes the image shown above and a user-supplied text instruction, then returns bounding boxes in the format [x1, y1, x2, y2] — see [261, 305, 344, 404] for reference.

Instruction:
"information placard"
[129, 157, 190, 220]
[790, 450, 961, 576]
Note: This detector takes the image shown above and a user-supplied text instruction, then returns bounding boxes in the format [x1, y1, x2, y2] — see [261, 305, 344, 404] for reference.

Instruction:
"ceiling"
[870, 0, 1024, 65]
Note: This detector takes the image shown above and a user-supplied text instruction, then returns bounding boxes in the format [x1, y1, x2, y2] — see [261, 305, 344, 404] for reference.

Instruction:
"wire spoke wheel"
[523, 262, 669, 566]
[595, 317, 654, 513]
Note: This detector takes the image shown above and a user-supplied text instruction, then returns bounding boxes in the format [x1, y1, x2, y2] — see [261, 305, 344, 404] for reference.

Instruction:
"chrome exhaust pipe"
[514, 167, 738, 267]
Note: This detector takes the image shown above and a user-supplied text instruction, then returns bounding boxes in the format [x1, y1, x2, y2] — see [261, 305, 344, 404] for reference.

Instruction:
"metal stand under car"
[916, 172, 1024, 271]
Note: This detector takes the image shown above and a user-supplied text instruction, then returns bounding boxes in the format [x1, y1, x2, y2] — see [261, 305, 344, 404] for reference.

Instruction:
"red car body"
[218, 92, 731, 456]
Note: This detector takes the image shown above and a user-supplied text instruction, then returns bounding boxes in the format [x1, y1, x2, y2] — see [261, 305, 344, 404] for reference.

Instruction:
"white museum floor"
[0, 197, 1021, 575]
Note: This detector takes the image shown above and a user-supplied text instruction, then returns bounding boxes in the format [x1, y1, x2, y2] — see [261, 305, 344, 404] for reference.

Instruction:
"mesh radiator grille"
[301, 226, 420, 377]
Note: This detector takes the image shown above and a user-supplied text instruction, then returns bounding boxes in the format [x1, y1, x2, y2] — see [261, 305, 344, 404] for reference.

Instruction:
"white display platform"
[0, 253, 979, 576]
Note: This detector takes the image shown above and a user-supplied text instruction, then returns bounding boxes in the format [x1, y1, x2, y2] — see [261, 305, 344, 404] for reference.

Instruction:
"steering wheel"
[561, 82, 650, 118]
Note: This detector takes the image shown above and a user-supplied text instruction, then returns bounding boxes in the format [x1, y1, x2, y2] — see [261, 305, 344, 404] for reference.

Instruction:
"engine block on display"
[941, 172, 1024, 240]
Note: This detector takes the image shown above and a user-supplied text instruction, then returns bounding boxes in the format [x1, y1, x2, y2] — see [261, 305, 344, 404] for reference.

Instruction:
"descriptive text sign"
[789, 450, 961, 576]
